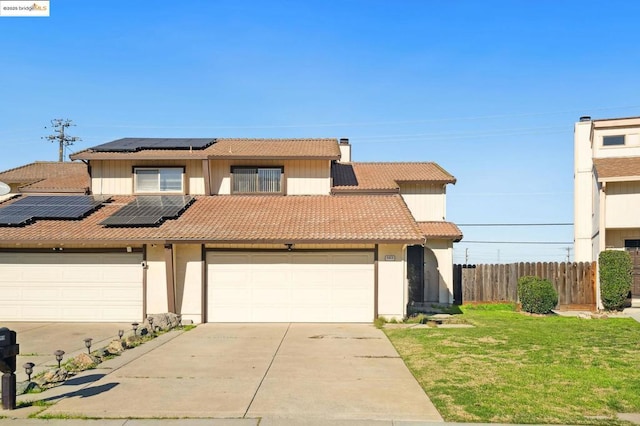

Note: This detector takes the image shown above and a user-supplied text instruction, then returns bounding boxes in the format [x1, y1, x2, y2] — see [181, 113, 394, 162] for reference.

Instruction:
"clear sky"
[2, 0, 640, 263]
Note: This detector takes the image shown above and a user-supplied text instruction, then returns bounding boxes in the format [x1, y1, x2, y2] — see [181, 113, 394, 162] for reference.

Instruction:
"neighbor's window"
[134, 167, 184, 193]
[603, 135, 625, 146]
[231, 167, 283, 193]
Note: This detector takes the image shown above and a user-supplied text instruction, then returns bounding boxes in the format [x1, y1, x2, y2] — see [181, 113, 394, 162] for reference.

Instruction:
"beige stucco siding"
[174, 244, 203, 324]
[209, 159, 331, 195]
[593, 129, 640, 158]
[377, 244, 406, 320]
[145, 244, 169, 314]
[90, 160, 205, 195]
[399, 183, 446, 221]
[605, 181, 640, 228]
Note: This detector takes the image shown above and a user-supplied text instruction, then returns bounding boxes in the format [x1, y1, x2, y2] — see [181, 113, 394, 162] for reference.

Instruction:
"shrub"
[517, 276, 558, 314]
[599, 250, 632, 311]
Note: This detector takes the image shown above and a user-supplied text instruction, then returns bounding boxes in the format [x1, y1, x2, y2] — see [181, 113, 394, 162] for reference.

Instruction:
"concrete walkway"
[1, 323, 442, 423]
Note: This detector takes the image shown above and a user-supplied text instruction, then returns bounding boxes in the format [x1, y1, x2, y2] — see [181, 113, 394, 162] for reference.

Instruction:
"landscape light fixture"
[23, 362, 35, 381]
[84, 338, 93, 354]
[147, 316, 154, 333]
[54, 350, 65, 368]
[132, 322, 139, 336]
[118, 329, 124, 339]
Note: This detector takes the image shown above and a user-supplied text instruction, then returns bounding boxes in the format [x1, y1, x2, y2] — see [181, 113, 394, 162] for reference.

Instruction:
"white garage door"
[207, 251, 374, 322]
[0, 252, 143, 322]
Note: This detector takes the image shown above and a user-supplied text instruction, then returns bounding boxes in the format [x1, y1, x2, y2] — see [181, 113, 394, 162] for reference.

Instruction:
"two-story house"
[0, 137, 461, 323]
[574, 116, 640, 305]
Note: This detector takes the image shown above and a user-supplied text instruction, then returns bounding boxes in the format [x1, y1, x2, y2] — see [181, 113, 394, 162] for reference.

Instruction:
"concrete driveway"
[7, 323, 442, 422]
[5, 322, 132, 382]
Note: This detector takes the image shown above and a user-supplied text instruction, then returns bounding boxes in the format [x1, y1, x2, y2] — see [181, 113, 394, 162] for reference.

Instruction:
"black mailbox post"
[0, 327, 19, 410]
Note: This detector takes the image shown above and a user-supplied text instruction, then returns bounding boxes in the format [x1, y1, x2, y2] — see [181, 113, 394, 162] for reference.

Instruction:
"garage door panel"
[207, 251, 374, 323]
[0, 252, 143, 322]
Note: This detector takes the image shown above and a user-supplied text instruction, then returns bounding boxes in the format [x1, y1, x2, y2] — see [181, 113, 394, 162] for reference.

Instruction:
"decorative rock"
[578, 313, 592, 320]
[35, 368, 69, 388]
[69, 353, 99, 371]
[107, 339, 125, 354]
[147, 312, 181, 331]
[17, 381, 40, 395]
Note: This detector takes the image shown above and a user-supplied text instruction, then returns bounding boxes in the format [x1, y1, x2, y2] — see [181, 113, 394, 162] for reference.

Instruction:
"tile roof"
[332, 162, 456, 192]
[594, 157, 640, 181]
[417, 221, 463, 242]
[0, 195, 424, 245]
[207, 138, 341, 159]
[0, 162, 89, 193]
[71, 138, 341, 161]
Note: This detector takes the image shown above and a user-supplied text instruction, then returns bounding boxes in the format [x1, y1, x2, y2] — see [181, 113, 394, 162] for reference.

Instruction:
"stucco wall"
[425, 240, 454, 304]
[174, 244, 203, 324]
[377, 244, 406, 320]
[145, 244, 169, 314]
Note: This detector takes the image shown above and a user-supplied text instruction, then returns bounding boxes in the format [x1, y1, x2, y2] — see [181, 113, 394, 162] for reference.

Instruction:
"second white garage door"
[0, 252, 143, 322]
[207, 251, 374, 322]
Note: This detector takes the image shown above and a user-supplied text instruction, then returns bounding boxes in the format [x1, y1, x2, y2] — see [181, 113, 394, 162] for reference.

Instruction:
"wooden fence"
[453, 262, 597, 310]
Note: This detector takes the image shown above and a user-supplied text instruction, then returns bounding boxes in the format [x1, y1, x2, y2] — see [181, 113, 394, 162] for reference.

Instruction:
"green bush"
[517, 276, 558, 314]
[599, 250, 632, 311]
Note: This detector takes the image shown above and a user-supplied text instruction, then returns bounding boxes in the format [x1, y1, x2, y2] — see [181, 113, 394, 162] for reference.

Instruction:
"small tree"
[518, 276, 558, 314]
[599, 250, 632, 311]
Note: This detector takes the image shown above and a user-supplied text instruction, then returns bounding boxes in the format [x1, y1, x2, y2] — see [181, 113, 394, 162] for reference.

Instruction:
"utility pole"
[43, 119, 81, 162]
[465, 248, 469, 265]
[565, 246, 572, 263]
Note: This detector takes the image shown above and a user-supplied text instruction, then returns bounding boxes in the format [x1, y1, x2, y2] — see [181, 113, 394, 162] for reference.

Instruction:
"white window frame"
[230, 166, 284, 194]
[133, 167, 185, 194]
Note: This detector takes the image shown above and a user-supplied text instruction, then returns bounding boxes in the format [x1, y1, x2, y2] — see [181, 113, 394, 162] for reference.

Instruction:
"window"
[231, 167, 283, 194]
[134, 167, 184, 193]
[603, 135, 625, 146]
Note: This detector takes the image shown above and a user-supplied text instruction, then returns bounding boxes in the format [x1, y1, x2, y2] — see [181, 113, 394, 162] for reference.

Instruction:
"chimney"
[338, 138, 351, 163]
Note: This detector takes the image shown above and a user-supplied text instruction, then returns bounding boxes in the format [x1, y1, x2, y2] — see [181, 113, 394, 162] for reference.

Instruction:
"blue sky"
[2, 0, 640, 263]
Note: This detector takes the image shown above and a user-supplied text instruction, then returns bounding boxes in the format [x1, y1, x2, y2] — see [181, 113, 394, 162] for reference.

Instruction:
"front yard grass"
[385, 303, 640, 425]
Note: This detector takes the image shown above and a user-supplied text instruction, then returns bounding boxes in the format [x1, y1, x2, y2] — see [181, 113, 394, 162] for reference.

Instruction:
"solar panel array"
[0, 195, 109, 227]
[91, 138, 216, 152]
[100, 195, 194, 227]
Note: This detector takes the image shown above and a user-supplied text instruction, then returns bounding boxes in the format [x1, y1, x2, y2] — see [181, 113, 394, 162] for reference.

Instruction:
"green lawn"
[384, 304, 640, 425]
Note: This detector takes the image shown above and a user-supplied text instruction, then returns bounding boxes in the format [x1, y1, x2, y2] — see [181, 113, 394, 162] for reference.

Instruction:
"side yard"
[384, 304, 640, 425]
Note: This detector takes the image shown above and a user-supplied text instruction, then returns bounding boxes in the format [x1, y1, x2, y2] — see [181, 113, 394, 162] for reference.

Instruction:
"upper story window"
[603, 135, 625, 146]
[134, 167, 184, 193]
[231, 166, 283, 194]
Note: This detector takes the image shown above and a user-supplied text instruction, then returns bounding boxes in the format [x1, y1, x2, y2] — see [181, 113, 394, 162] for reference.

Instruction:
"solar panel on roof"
[100, 195, 194, 227]
[0, 195, 109, 227]
[91, 138, 216, 152]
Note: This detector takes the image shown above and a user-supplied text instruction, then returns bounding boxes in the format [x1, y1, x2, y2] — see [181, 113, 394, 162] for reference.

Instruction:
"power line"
[42, 119, 81, 162]
[461, 241, 573, 245]
[458, 223, 573, 227]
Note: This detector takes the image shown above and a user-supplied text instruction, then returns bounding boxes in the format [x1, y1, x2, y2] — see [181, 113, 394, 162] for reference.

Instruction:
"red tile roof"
[0, 195, 424, 245]
[594, 157, 640, 181]
[332, 162, 456, 192]
[71, 138, 341, 161]
[417, 221, 463, 241]
[0, 162, 89, 193]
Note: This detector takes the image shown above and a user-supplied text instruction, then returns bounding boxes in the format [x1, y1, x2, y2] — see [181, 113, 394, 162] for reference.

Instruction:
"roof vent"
[339, 138, 349, 145]
[579, 116, 592, 122]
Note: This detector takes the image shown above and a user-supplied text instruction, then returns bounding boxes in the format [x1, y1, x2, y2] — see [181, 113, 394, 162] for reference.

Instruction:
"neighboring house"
[0, 137, 461, 323]
[574, 116, 640, 306]
[0, 161, 90, 197]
